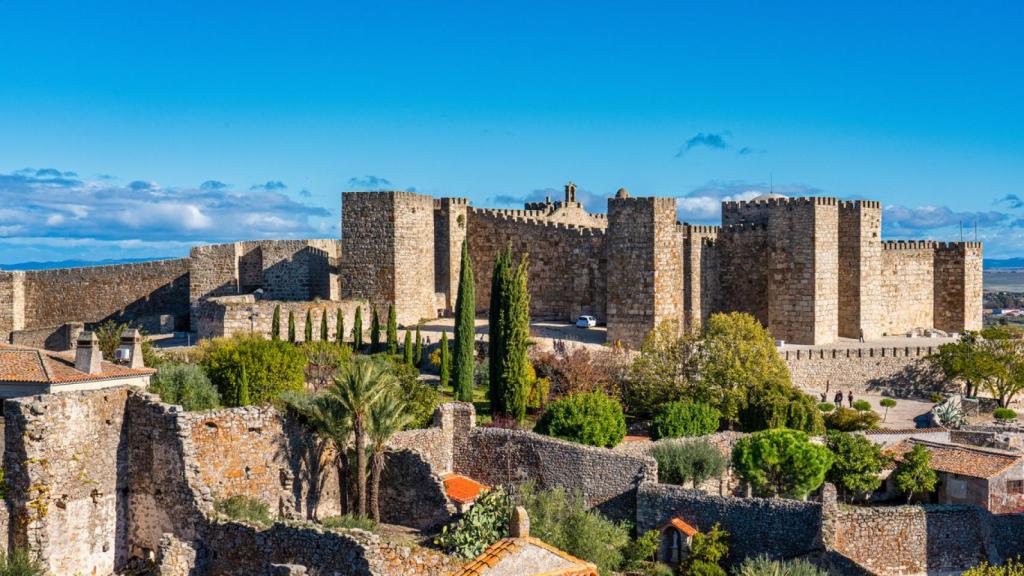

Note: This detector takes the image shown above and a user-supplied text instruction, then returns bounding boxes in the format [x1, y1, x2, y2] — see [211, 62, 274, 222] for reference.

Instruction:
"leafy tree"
[879, 398, 897, 422]
[621, 530, 660, 571]
[893, 444, 937, 503]
[336, 309, 345, 346]
[453, 240, 476, 401]
[650, 400, 720, 440]
[301, 340, 352, 392]
[386, 304, 398, 355]
[352, 306, 363, 350]
[439, 331, 451, 389]
[304, 310, 313, 342]
[740, 384, 825, 435]
[368, 392, 412, 522]
[320, 309, 329, 341]
[370, 307, 381, 352]
[414, 326, 423, 366]
[825, 431, 886, 500]
[288, 310, 296, 343]
[651, 440, 727, 486]
[534, 391, 626, 447]
[403, 330, 413, 365]
[149, 363, 221, 411]
[731, 429, 833, 500]
[271, 304, 281, 341]
[683, 523, 729, 576]
[625, 320, 701, 417]
[962, 558, 1024, 576]
[978, 328, 1024, 408]
[203, 337, 306, 406]
[488, 245, 512, 414]
[929, 331, 996, 398]
[435, 486, 511, 559]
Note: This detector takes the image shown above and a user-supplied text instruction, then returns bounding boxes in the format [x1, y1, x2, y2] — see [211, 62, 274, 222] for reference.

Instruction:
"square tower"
[838, 201, 883, 340]
[934, 242, 983, 333]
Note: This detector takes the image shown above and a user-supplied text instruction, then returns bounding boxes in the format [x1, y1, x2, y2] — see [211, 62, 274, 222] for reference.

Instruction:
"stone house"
[883, 439, 1024, 513]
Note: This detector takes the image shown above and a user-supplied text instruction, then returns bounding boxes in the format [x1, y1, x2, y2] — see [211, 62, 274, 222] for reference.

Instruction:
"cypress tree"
[336, 309, 345, 346]
[237, 364, 251, 407]
[304, 310, 313, 342]
[503, 254, 532, 422]
[414, 327, 423, 367]
[439, 331, 451, 390]
[387, 304, 398, 355]
[452, 239, 476, 402]
[287, 310, 296, 343]
[353, 307, 363, 350]
[371, 307, 381, 352]
[488, 245, 512, 414]
[320, 309, 329, 341]
[403, 330, 413, 365]
[271, 304, 281, 341]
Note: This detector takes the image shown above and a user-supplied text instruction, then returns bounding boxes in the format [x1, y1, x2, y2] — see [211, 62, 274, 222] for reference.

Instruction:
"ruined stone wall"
[681, 225, 719, 332]
[934, 242, 983, 333]
[1, 259, 189, 340]
[839, 201, 883, 340]
[636, 483, 824, 563]
[433, 198, 469, 314]
[184, 406, 341, 521]
[7, 321, 83, 351]
[783, 345, 950, 398]
[3, 388, 131, 576]
[341, 191, 436, 325]
[193, 295, 367, 341]
[881, 242, 935, 335]
[606, 197, 682, 348]
[466, 208, 606, 322]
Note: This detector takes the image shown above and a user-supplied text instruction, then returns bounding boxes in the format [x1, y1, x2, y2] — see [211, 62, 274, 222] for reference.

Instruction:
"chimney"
[75, 331, 103, 374]
[510, 506, 530, 538]
[117, 328, 146, 369]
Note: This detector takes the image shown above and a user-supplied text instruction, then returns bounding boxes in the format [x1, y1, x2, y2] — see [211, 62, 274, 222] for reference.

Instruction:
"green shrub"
[994, 407, 1018, 420]
[621, 529, 660, 570]
[650, 401, 720, 440]
[683, 522, 729, 576]
[825, 431, 886, 499]
[734, 555, 828, 576]
[0, 549, 46, 576]
[651, 440, 727, 486]
[202, 337, 306, 406]
[851, 400, 872, 412]
[739, 386, 825, 435]
[732, 429, 833, 499]
[818, 402, 835, 412]
[322, 514, 378, 532]
[371, 355, 439, 428]
[534, 391, 626, 447]
[962, 558, 1024, 576]
[930, 392, 946, 404]
[214, 495, 273, 528]
[435, 487, 511, 559]
[149, 363, 221, 411]
[824, 407, 880, 431]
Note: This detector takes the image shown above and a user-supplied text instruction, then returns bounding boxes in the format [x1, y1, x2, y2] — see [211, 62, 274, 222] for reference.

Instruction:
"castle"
[0, 183, 982, 348]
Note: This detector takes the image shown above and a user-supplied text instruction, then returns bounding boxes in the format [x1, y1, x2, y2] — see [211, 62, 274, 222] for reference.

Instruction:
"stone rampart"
[193, 295, 367, 340]
[881, 244, 936, 335]
[783, 345, 950, 397]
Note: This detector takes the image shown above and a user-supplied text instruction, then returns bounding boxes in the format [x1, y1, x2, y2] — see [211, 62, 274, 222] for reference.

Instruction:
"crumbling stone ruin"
[1, 184, 982, 350]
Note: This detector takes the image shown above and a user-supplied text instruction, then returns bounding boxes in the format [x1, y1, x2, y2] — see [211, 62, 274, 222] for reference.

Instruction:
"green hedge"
[650, 401, 720, 440]
[535, 391, 626, 448]
[202, 337, 305, 406]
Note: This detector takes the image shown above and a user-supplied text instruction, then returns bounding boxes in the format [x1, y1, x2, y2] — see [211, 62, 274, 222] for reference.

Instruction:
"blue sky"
[1, 1, 1022, 263]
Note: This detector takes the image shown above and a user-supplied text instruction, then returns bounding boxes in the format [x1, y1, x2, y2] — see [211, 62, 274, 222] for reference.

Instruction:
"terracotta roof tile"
[442, 473, 489, 505]
[884, 439, 1022, 480]
[453, 537, 598, 576]
[0, 344, 154, 385]
[657, 517, 698, 537]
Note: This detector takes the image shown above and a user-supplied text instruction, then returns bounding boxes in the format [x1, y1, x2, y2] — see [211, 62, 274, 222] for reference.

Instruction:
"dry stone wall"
[783, 345, 950, 397]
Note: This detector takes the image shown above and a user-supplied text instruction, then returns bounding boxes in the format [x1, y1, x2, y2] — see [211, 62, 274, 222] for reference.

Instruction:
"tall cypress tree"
[353, 306, 363, 350]
[488, 245, 512, 414]
[336, 309, 345, 346]
[414, 326, 423, 367]
[386, 304, 398, 355]
[403, 330, 414, 365]
[452, 239, 476, 401]
[320, 309, 329, 341]
[370, 307, 381, 352]
[304, 310, 313, 342]
[288, 310, 296, 343]
[271, 304, 282, 341]
[503, 254, 532, 422]
[439, 331, 451, 390]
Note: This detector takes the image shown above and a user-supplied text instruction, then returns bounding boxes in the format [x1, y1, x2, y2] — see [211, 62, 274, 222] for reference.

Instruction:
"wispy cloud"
[200, 180, 229, 190]
[250, 180, 287, 191]
[347, 175, 393, 190]
[996, 194, 1023, 209]
[737, 146, 767, 156]
[883, 204, 1008, 233]
[676, 180, 822, 221]
[676, 131, 731, 157]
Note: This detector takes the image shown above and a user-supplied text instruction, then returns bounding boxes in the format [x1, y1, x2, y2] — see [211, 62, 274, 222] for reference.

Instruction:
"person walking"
[834, 390, 844, 407]
[848, 391, 854, 407]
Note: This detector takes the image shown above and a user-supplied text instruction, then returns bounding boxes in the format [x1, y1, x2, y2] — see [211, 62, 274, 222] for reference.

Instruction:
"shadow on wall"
[379, 449, 454, 531]
[864, 361, 950, 399]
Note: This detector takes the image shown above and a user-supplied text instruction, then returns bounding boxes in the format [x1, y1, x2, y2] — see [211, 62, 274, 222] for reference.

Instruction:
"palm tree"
[326, 358, 394, 517]
[280, 390, 352, 517]
[367, 393, 413, 522]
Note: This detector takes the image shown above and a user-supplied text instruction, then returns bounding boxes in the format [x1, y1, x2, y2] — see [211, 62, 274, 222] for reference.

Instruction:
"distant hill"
[985, 258, 1024, 269]
[0, 257, 177, 271]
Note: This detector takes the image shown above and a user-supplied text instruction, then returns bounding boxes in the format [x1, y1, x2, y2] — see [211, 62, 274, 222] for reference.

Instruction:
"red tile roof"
[657, 517, 698, 537]
[0, 344, 154, 385]
[453, 536, 598, 576]
[884, 439, 1022, 480]
[442, 473, 489, 505]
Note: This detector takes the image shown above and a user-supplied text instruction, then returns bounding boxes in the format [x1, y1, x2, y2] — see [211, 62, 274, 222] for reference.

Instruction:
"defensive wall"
[192, 294, 368, 341]
[783, 345, 951, 398]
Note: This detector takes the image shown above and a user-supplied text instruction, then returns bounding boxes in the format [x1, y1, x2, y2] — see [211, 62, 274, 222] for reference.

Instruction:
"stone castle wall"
[881, 242, 936, 335]
[193, 295, 367, 341]
[935, 242, 984, 333]
[433, 198, 469, 314]
[838, 201, 883, 340]
[681, 225, 719, 331]
[783, 345, 951, 397]
[466, 208, 607, 321]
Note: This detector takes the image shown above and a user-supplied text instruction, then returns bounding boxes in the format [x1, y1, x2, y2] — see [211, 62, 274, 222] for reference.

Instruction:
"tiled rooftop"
[453, 536, 598, 576]
[884, 439, 1022, 480]
[657, 517, 698, 537]
[442, 473, 489, 505]
[0, 344, 154, 384]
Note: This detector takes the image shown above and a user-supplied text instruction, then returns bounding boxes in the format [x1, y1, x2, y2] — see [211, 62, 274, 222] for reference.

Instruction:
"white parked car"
[575, 315, 597, 328]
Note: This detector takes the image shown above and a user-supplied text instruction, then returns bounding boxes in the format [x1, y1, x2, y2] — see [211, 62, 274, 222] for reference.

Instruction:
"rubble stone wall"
[7, 321, 83, 350]
[193, 295, 367, 341]
[782, 345, 950, 397]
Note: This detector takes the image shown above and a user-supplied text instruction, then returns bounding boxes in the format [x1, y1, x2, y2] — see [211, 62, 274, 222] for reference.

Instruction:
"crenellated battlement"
[782, 345, 940, 361]
[469, 207, 606, 236]
[433, 197, 470, 209]
[934, 241, 983, 251]
[839, 199, 883, 210]
[882, 240, 939, 250]
[724, 195, 841, 210]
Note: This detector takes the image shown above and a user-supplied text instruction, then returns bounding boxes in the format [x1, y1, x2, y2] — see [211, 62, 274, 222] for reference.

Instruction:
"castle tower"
[0, 270, 25, 342]
[934, 242, 983, 333]
[341, 191, 437, 325]
[433, 197, 470, 314]
[838, 201, 883, 340]
[606, 195, 683, 348]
